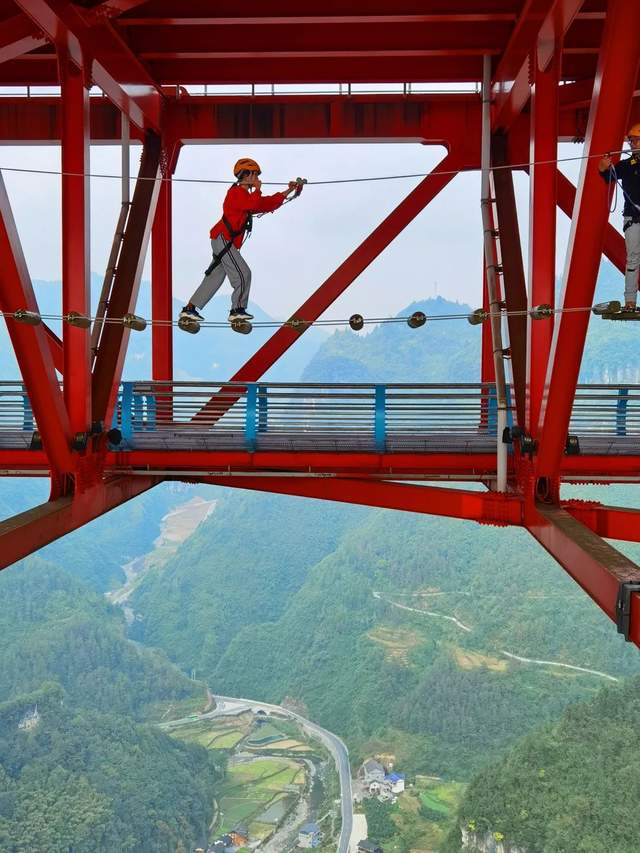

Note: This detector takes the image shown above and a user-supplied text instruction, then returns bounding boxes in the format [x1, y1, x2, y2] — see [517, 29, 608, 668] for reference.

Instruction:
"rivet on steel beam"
[349, 313, 364, 331]
[123, 313, 147, 331]
[13, 309, 41, 325]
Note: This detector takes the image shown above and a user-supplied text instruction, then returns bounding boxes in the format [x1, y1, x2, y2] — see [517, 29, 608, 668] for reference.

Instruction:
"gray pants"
[624, 217, 640, 304]
[189, 235, 251, 312]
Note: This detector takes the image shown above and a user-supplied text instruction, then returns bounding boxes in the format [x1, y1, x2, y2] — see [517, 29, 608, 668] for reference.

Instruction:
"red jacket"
[210, 185, 287, 247]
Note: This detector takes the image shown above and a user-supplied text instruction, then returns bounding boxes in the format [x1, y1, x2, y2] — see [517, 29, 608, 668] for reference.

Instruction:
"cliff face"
[460, 826, 526, 853]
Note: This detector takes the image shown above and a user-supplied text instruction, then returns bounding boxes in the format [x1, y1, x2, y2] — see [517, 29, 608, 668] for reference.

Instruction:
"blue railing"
[4, 381, 640, 454]
[107, 381, 510, 453]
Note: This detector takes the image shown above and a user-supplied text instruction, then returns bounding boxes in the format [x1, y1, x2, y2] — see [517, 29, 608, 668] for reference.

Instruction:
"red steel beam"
[0, 475, 158, 571]
[43, 324, 63, 374]
[536, 0, 640, 478]
[565, 501, 640, 543]
[14, 0, 163, 132]
[527, 42, 559, 437]
[492, 133, 527, 427]
[107, 449, 500, 478]
[92, 131, 162, 428]
[526, 502, 640, 648]
[203, 476, 523, 527]
[0, 13, 47, 64]
[0, 171, 73, 479]
[59, 48, 91, 435]
[151, 140, 181, 383]
[492, 0, 584, 133]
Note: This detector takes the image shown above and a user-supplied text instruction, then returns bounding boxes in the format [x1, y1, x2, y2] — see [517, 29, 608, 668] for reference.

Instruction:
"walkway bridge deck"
[2, 382, 640, 480]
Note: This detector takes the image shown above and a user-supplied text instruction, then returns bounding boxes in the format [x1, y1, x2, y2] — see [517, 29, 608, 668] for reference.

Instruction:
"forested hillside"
[0, 560, 221, 851]
[129, 489, 640, 778]
[442, 677, 640, 853]
[0, 683, 221, 853]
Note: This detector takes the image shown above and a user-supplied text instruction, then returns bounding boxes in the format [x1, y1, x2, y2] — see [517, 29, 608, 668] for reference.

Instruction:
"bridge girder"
[0, 0, 640, 647]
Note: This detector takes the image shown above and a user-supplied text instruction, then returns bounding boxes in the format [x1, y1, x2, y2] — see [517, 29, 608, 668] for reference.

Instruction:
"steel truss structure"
[1, 1, 640, 645]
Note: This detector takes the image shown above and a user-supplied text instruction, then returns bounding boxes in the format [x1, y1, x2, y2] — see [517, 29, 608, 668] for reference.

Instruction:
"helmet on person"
[233, 157, 262, 177]
[627, 123, 640, 139]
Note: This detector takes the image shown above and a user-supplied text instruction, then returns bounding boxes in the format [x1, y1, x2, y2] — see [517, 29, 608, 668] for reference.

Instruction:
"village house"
[298, 821, 322, 848]
[361, 759, 385, 784]
[384, 772, 405, 794]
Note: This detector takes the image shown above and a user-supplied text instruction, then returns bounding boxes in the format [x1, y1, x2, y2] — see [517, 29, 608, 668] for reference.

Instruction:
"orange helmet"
[628, 123, 640, 138]
[233, 157, 261, 177]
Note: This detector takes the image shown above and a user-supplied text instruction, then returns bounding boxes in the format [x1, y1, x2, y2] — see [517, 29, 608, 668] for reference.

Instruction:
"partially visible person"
[599, 124, 640, 310]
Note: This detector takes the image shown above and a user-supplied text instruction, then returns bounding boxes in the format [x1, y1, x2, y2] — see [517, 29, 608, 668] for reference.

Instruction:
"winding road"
[160, 693, 353, 853]
[374, 590, 620, 682]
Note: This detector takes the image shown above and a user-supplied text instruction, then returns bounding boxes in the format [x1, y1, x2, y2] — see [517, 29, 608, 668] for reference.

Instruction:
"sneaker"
[179, 305, 204, 322]
[229, 307, 251, 321]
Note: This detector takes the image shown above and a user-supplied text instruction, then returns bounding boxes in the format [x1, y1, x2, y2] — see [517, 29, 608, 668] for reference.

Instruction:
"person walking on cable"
[180, 157, 303, 326]
[599, 124, 640, 310]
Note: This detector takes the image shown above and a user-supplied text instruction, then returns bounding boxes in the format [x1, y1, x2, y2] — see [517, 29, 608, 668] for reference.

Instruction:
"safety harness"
[204, 211, 253, 276]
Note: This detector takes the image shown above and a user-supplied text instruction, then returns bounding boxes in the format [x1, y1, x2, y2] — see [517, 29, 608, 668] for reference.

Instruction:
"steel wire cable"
[0, 302, 623, 331]
[0, 148, 632, 186]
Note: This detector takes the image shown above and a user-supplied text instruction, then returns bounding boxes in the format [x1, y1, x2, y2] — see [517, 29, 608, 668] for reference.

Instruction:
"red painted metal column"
[536, 0, 640, 482]
[527, 41, 559, 437]
[92, 131, 162, 428]
[59, 48, 91, 435]
[151, 141, 181, 382]
[0, 172, 73, 480]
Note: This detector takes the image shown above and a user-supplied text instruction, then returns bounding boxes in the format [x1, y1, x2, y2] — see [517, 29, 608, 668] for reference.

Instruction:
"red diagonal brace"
[564, 501, 640, 544]
[195, 153, 460, 421]
[203, 477, 523, 526]
[536, 0, 640, 478]
[0, 475, 158, 571]
[556, 169, 626, 274]
[92, 131, 162, 428]
[0, 13, 47, 64]
[527, 503, 640, 647]
[0, 170, 73, 478]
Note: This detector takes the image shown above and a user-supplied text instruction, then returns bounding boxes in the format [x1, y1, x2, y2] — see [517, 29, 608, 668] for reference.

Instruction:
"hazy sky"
[0, 137, 615, 323]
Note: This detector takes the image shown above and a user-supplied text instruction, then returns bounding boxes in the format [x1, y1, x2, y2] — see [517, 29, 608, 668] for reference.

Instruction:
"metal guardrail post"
[245, 384, 258, 451]
[146, 394, 157, 432]
[375, 385, 386, 453]
[121, 382, 133, 443]
[258, 385, 268, 434]
[616, 387, 629, 436]
[21, 386, 33, 431]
